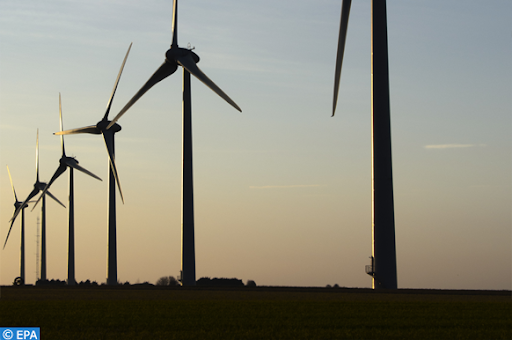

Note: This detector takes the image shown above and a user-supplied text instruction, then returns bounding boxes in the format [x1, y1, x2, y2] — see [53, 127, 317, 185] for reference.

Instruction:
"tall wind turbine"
[5, 129, 66, 281]
[107, 0, 241, 286]
[332, 0, 397, 289]
[5, 165, 30, 285]
[55, 43, 131, 285]
[33, 94, 102, 285]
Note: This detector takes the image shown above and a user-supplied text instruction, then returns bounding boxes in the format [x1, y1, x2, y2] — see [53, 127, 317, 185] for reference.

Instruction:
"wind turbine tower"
[34, 94, 102, 285]
[333, 0, 397, 289]
[5, 166, 30, 285]
[107, 0, 241, 286]
[56, 44, 132, 285]
[5, 130, 66, 282]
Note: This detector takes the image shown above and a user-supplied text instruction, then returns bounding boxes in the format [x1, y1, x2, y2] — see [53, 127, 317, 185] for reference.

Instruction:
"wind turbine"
[55, 43, 131, 285]
[5, 165, 31, 285]
[332, 0, 397, 289]
[5, 129, 66, 281]
[33, 93, 102, 285]
[107, 0, 241, 286]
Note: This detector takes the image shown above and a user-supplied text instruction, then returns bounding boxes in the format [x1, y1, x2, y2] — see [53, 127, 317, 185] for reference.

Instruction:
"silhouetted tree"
[156, 276, 180, 286]
[156, 276, 169, 286]
[196, 277, 211, 286]
[246, 280, 257, 287]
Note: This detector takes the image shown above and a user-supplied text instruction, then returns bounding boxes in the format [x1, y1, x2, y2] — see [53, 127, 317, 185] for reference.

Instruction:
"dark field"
[1, 286, 510, 339]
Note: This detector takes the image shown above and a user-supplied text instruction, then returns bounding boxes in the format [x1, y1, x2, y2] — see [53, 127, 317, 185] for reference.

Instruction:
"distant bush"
[36, 279, 66, 287]
[78, 280, 99, 286]
[133, 281, 154, 287]
[156, 276, 180, 286]
[196, 277, 244, 287]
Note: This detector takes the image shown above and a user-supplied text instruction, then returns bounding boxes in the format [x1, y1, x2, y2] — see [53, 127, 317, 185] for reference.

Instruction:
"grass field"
[1, 286, 510, 339]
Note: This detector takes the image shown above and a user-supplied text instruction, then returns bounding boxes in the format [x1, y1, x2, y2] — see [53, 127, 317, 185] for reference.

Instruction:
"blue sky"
[1, 0, 510, 289]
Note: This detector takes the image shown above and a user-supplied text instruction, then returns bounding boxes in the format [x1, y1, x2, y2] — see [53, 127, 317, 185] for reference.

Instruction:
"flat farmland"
[0, 286, 510, 339]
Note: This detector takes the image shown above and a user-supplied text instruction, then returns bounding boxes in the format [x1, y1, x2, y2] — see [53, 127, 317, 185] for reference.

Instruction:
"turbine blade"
[107, 61, 178, 129]
[31, 171, 67, 211]
[47, 164, 67, 189]
[176, 53, 242, 112]
[36, 129, 40, 183]
[3, 218, 17, 249]
[102, 133, 124, 203]
[64, 159, 102, 181]
[59, 93, 66, 156]
[10, 187, 39, 224]
[6, 165, 18, 202]
[104, 42, 133, 121]
[171, 0, 178, 47]
[46, 190, 66, 208]
[332, 0, 352, 117]
[55, 125, 101, 135]
[32, 165, 66, 211]
[31, 193, 44, 211]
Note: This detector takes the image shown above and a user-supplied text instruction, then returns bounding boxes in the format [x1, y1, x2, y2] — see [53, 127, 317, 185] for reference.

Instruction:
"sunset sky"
[1, 0, 510, 289]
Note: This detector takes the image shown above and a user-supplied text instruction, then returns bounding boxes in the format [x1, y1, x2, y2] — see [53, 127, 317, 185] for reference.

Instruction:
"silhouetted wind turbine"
[5, 165, 31, 285]
[332, 0, 397, 289]
[107, 0, 241, 286]
[6, 129, 66, 281]
[33, 94, 102, 285]
[55, 44, 131, 285]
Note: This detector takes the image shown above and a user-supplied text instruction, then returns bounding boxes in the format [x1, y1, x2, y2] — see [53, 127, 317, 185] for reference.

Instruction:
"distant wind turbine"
[5, 165, 31, 285]
[5, 129, 66, 281]
[34, 94, 102, 285]
[55, 44, 131, 285]
[332, 0, 397, 289]
[107, 0, 241, 286]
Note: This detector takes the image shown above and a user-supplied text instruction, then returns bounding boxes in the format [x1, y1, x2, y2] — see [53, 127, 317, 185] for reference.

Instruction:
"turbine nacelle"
[97, 119, 121, 133]
[35, 181, 47, 191]
[165, 47, 200, 64]
[61, 156, 78, 167]
[13, 201, 28, 210]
